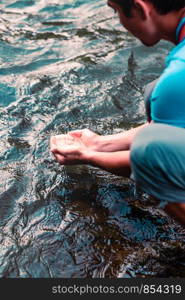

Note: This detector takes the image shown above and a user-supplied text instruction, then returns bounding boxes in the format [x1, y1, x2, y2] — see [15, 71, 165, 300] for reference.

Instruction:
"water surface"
[0, 0, 185, 278]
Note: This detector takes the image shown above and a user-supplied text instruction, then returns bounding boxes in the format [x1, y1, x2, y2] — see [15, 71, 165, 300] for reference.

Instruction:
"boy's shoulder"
[167, 39, 185, 64]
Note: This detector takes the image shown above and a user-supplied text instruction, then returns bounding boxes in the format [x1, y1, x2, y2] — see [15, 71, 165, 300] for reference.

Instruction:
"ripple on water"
[0, 0, 184, 278]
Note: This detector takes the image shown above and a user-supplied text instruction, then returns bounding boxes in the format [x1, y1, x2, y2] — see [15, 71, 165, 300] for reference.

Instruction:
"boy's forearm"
[86, 150, 131, 177]
[96, 123, 149, 152]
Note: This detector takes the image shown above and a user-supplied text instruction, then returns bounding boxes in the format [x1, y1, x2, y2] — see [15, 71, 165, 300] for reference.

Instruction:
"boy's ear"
[134, 0, 149, 20]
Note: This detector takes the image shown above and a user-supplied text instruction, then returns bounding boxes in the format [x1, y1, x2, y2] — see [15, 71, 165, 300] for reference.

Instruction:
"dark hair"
[109, 0, 185, 17]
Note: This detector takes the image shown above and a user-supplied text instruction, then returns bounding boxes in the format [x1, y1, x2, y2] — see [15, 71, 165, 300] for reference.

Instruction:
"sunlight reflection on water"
[0, 0, 185, 278]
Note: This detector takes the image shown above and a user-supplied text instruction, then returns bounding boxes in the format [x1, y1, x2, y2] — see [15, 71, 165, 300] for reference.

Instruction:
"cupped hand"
[50, 132, 93, 165]
[67, 129, 100, 151]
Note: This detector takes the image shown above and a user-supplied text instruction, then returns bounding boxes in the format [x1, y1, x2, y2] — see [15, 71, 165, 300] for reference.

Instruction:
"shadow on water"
[0, 0, 184, 278]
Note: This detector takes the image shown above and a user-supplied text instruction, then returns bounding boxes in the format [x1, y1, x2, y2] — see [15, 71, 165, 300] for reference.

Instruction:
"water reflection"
[0, 0, 184, 278]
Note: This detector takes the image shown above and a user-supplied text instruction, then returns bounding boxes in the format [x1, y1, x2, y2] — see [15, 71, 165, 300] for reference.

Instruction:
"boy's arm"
[51, 142, 131, 177]
[65, 123, 149, 152]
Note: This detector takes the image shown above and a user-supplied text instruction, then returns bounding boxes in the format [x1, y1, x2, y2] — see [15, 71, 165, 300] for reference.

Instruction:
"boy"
[50, 0, 185, 227]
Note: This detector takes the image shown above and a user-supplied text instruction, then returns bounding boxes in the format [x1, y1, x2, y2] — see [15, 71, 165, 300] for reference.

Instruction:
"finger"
[55, 153, 63, 162]
[54, 153, 66, 164]
[50, 135, 64, 153]
[51, 146, 64, 155]
[54, 153, 76, 165]
[50, 136, 57, 152]
[52, 143, 79, 156]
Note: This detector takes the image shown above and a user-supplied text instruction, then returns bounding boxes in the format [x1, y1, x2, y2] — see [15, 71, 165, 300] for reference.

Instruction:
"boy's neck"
[156, 9, 185, 44]
[177, 12, 185, 43]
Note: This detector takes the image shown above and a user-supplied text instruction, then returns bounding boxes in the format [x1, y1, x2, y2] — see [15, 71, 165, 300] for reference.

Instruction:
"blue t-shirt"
[148, 19, 185, 127]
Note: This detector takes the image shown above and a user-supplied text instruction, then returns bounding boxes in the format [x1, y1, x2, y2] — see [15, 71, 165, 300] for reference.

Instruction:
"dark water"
[0, 0, 185, 278]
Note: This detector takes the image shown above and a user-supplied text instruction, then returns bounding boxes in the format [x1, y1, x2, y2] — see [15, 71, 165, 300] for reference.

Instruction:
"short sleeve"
[150, 61, 185, 127]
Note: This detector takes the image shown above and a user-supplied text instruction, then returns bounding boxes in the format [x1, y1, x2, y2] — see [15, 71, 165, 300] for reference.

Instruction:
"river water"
[0, 0, 185, 278]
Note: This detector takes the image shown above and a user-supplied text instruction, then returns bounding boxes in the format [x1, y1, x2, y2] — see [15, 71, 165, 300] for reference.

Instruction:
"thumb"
[68, 130, 82, 138]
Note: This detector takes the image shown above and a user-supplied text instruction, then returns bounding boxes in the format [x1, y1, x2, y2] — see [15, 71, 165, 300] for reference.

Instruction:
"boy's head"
[107, 0, 185, 45]
[108, 0, 185, 17]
